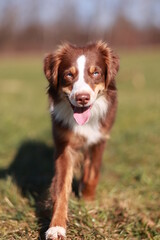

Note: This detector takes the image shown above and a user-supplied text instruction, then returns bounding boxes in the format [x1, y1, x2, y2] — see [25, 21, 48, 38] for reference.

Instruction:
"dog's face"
[44, 41, 119, 125]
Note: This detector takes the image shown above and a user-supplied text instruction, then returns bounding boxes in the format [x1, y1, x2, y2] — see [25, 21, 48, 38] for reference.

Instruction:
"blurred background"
[0, 0, 160, 53]
[0, 1, 160, 239]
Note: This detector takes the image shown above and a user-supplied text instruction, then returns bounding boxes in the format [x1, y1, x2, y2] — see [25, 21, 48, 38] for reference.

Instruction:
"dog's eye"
[93, 71, 100, 77]
[66, 72, 73, 78]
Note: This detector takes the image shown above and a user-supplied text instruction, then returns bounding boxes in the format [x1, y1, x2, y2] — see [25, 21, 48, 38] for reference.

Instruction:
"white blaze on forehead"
[77, 55, 86, 82]
[70, 55, 96, 106]
[73, 55, 88, 93]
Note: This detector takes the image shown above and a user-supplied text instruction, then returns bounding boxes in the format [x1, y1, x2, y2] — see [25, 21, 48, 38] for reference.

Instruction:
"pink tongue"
[73, 107, 91, 125]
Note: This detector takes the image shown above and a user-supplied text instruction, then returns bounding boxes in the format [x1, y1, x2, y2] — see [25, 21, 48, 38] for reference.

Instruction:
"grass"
[0, 48, 160, 239]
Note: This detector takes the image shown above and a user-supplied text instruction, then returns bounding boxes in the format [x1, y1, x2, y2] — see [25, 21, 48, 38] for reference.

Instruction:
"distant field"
[0, 49, 160, 239]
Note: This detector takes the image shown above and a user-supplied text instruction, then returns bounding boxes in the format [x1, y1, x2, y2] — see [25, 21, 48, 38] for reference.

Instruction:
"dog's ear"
[44, 43, 70, 91]
[96, 41, 119, 88]
[44, 53, 60, 90]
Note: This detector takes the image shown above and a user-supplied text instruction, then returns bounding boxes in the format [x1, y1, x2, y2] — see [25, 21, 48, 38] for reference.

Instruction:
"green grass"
[0, 49, 160, 239]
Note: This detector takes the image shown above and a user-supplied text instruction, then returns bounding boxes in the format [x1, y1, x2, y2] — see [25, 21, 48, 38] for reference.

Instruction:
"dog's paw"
[46, 226, 66, 240]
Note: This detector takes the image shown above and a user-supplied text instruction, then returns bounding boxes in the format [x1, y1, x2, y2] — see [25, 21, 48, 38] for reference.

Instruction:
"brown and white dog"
[44, 41, 119, 239]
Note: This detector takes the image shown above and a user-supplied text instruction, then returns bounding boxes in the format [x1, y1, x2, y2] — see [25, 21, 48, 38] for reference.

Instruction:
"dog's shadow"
[0, 140, 55, 239]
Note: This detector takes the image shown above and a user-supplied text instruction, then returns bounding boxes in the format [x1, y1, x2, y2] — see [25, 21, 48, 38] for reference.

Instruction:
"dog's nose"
[75, 93, 90, 105]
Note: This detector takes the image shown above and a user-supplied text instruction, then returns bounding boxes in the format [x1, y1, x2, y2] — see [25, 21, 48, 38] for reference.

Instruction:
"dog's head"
[44, 41, 119, 125]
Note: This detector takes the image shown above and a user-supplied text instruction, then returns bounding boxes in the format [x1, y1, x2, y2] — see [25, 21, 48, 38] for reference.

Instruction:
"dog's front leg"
[82, 140, 106, 200]
[46, 146, 73, 240]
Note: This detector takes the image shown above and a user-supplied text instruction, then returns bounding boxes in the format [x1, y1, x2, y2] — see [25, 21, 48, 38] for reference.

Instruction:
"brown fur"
[44, 41, 119, 239]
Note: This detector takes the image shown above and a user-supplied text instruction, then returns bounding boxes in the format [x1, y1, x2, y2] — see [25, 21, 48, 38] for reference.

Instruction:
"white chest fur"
[52, 95, 108, 145]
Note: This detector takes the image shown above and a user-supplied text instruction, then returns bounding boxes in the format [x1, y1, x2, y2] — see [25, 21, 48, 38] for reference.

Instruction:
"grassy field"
[0, 48, 160, 239]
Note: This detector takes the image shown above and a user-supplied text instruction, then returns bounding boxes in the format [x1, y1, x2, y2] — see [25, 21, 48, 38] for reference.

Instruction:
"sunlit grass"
[0, 49, 160, 239]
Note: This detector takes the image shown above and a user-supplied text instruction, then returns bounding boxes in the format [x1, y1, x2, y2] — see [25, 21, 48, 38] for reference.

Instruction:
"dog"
[44, 41, 119, 239]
